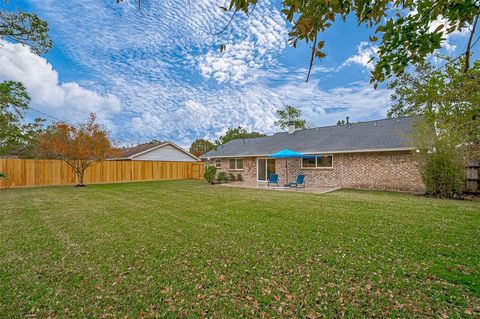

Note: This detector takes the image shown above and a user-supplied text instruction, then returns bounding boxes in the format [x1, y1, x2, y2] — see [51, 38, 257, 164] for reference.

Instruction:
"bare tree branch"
[464, 13, 480, 73]
[306, 35, 318, 83]
[211, 10, 237, 36]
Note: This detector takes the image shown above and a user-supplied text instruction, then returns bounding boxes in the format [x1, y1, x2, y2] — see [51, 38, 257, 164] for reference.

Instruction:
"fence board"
[0, 159, 204, 189]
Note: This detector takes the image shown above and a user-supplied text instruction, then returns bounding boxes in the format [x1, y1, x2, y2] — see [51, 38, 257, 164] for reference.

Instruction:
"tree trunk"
[76, 169, 86, 187]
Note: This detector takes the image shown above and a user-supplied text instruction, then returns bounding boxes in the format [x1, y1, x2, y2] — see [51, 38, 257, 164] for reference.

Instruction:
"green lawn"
[1, 180, 479, 318]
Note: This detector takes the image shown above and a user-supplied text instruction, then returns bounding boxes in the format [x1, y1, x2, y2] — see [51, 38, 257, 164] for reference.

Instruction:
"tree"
[388, 58, 480, 197]
[0, 9, 52, 54]
[410, 118, 465, 198]
[224, 0, 480, 84]
[388, 58, 480, 158]
[190, 138, 214, 157]
[216, 126, 265, 145]
[0, 81, 44, 157]
[0, 6, 51, 160]
[274, 105, 307, 130]
[336, 120, 346, 126]
[38, 113, 117, 187]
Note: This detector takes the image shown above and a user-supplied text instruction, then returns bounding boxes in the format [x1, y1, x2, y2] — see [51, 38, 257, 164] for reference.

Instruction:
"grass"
[0, 180, 479, 318]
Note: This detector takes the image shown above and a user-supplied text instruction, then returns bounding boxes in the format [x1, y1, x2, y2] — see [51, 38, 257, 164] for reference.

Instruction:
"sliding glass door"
[257, 158, 275, 181]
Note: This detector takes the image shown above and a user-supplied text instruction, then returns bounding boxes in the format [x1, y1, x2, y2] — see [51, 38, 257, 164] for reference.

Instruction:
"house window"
[317, 155, 333, 168]
[229, 158, 244, 170]
[215, 159, 222, 168]
[301, 155, 333, 169]
[236, 158, 243, 170]
[302, 156, 316, 168]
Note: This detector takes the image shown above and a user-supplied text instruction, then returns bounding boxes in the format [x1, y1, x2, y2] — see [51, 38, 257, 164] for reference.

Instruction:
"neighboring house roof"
[113, 141, 200, 161]
[202, 116, 419, 158]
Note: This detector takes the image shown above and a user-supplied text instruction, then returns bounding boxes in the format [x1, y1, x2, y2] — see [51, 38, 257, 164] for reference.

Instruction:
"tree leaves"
[189, 139, 214, 157]
[434, 24, 444, 33]
[387, 58, 480, 158]
[274, 105, 307, 129]
[38, 113, 117, 186]
[215, 126, 265, 145]
[0, 11, 52, 54]
[0, 81, 30, 115]
[0, 81, 44, 157]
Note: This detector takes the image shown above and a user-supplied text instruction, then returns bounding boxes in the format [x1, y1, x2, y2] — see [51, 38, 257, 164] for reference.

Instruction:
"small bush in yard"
[412, 118, 466, 198]
[237, 174, 243, 181]
[229, 173, 236, 181]
[0, 172, 6, 179]
[421, 150, 464, 197]
[204, 165, 216, 184]
[217, 172, 227, 183]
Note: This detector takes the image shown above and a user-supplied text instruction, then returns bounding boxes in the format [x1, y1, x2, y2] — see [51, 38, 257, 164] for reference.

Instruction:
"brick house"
[201, 116, 424, 192]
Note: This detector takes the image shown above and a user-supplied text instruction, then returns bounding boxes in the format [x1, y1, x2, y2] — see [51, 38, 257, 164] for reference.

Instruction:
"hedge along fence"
[0, 159, 205, 189]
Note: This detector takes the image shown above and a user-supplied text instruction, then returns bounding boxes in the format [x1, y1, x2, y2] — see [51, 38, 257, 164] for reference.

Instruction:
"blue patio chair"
[289, 174, 305, 188]
[267, 173, 279, 186]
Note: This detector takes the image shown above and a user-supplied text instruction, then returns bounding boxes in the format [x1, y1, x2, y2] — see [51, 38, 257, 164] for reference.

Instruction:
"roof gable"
[116, 142, 199, 161]
[118, 142, 164, 158]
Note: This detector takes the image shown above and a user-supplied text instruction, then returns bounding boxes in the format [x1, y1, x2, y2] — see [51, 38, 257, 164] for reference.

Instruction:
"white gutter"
[200, 147, 415, 159]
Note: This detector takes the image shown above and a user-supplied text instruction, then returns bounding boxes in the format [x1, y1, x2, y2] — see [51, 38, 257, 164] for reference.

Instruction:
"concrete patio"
[217, 181, 340, 194]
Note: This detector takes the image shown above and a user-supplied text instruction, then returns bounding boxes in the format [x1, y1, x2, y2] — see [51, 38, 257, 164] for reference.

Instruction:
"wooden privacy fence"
[465, 160, 479, 193]
[0, 159, 204, 189]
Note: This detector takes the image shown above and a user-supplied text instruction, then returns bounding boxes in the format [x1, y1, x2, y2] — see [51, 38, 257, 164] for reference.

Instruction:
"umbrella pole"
[285, 159, 288, 186]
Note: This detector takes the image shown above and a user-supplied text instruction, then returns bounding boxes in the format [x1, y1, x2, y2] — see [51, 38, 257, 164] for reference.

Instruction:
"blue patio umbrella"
[269, 149, 304, 185]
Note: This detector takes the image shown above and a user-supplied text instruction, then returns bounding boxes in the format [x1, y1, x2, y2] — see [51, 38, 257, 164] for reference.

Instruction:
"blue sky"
[0, 0, 470, 147]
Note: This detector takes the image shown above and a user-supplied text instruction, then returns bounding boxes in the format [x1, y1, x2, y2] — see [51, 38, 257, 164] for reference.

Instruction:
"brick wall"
[211, 157, 256, 181]
[211, 151, 424, 192]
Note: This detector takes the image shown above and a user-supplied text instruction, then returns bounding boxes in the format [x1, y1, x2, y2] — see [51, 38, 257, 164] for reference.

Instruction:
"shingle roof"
[202, 116, 419, 158]
[116, 142, 165, 158]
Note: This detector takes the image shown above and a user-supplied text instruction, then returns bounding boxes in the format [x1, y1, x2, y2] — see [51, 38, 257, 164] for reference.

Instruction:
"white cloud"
[342, 42, 378, 70]
[0, 40, 121, 124]
[31, 0, 287, 85]
[196, 1, 287, 84]
[21, 0, 392, 146]
[106, 73, 392, 147]
[266, 78, 391, 127]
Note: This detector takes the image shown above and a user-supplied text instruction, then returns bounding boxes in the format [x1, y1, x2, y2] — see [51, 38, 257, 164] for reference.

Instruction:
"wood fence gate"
[465, 160, 479, 193]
